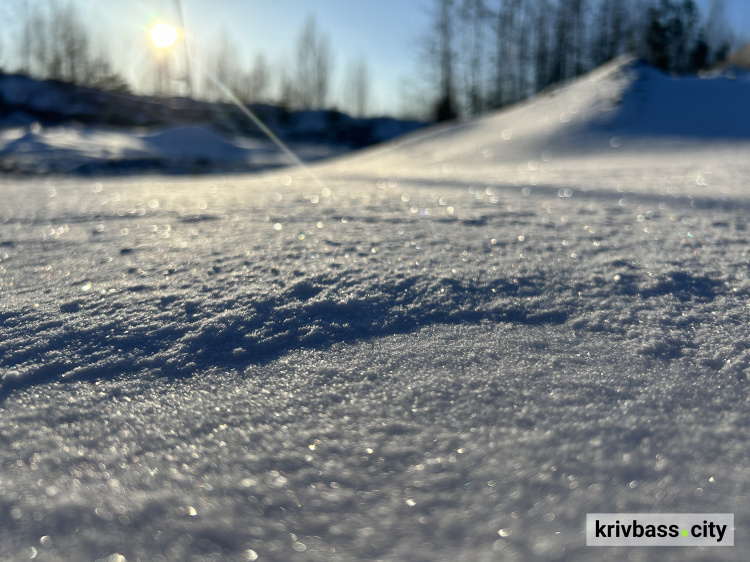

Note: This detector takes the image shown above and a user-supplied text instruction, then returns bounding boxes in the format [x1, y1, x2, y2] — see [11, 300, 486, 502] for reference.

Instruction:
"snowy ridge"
[334, 56, 750, 182]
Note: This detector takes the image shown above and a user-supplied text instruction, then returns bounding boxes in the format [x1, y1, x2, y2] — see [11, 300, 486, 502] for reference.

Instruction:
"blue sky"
[2, 0, 749, 115]
[61, 0, 433, 115]
[179, 0, 431, 114]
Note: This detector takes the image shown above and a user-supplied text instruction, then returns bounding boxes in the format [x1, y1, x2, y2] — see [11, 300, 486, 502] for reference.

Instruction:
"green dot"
[681, 529, 689, 537]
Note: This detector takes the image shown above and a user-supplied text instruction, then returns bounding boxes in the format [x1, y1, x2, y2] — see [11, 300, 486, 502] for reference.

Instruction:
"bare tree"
[228, 53, 271, 104]
[314, 36, 331, 109]
[702, 0, 735, 66]
[597, 0, 629, 64]
[570, 0, 588, 76]
[86, 38, 130, 93]
[458, 0, 487, 115]
[494, 0, 535, 107]
[201, 31, 246, 101]
[214, 33, 236, 100]
[13, 0, 126, 91]
[425, 0, 458, 120]
[343, 56, 369, 116]
[295, 16, 333, 110]
[279, 65, 296, 110]
[57, 2, 90, 84]
[549, 1, 569, 84]
[248, 53, 271, 103]
[29, 4, 49, 76]
[515, 0, 535, 101]
[535, 0, 552, 91]
[0, 1, 12, 69]
[17, 0, 33, 73]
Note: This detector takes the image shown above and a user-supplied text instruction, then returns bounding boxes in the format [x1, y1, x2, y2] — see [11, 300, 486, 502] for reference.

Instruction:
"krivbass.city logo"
[586, 513, 734, 546]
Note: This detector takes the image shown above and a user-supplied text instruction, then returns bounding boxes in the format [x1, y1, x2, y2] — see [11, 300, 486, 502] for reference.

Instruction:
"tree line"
[423, 0, 738, 121]
[2, 1, 371, 117]
[10, 0, 129, 93]
[201, 16, 370, 116]
[1, 0, 741, 121]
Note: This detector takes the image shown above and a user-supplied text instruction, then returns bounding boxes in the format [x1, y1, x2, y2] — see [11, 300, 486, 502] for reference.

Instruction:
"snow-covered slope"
[1, 58, 750, 561]
[334, 57, 750, 187]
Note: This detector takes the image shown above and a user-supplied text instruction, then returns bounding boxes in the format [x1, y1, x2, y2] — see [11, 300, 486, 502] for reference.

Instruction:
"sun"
[150, 23, 178, 49]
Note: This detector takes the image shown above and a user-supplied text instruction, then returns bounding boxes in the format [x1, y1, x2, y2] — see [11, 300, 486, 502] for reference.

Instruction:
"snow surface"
[1, 57, 750, 561]
[0, 122, 399, 175]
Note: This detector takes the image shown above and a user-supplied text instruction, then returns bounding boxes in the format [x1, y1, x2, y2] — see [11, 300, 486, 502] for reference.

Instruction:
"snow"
[142, 126, 252, 162]
[0, 120, 424, 175]
[0, 72, 427, 175]
[1, 57, 750, 561]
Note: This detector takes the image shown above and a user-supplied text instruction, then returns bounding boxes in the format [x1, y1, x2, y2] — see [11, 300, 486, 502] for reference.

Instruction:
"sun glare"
[150, 23, 178, 49]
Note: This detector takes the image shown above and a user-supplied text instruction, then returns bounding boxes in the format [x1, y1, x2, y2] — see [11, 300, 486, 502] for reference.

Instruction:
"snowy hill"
[2, 57, 750, 561]
[336, 56, 750, 184]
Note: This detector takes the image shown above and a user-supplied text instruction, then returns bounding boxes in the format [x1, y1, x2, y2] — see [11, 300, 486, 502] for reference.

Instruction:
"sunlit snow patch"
[140, 126, 250, 163]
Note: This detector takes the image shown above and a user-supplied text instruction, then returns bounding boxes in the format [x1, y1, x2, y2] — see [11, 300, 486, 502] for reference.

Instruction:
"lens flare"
[151, 23, 178, 48]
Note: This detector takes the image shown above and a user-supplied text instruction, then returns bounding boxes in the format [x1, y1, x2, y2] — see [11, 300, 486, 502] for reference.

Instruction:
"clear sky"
[2, 0, 749, 116]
